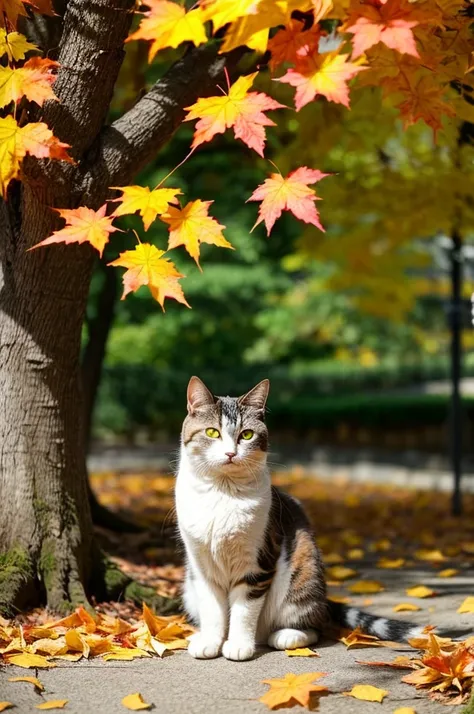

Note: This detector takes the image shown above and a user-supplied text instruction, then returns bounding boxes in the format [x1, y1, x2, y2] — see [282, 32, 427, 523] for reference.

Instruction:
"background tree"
[0, 0, 472, 615]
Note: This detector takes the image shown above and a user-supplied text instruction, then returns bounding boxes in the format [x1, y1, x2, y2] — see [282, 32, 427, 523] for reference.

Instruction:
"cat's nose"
[225, 452, 236, 460]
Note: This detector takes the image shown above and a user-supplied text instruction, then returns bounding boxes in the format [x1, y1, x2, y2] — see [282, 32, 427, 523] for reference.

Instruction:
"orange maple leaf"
[259, 672, 328, 709]
[267, 19, 321, 72]
[0, 115, 71, 196]
[248, 166, 329, 235]
[183, 72, 285, 157]
[0, 0, 27, 29]
[108, 243, 190, 310]
[110, 185, 182, 230]
[31, 205, 118, 257]
[160, 199, 233, 269]
[345, 0, 437, 58]
[0, 57, 58, 108]
[395, 75, 455, 138]
[127, 0, 207, 62]
[279, 49, 366, 110]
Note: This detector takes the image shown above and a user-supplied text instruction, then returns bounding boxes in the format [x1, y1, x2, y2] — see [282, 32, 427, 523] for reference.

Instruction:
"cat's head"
[181, 376, 270, 479]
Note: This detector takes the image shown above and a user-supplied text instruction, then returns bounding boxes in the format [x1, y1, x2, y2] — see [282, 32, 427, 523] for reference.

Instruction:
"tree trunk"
[0, 188, 95, 614]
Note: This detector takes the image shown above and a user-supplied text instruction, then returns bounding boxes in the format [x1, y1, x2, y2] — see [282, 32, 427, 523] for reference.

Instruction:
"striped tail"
[327, 600, 424, 643]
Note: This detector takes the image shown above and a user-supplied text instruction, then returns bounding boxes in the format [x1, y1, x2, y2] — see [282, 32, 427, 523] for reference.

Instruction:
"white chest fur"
[175, 453, 271, 585]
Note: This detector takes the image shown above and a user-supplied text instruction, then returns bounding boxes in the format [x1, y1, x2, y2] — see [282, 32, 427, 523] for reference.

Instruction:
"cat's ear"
[238, 379, 270, 412]
[187, 376, 215, 415]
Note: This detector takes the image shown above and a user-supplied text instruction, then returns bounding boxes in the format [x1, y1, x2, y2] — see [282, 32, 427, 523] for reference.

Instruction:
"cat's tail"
[327, 600, 423, 643]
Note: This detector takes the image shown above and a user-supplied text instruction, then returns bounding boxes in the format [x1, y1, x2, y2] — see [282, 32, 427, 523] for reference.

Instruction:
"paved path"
[2, 563, 474, 714]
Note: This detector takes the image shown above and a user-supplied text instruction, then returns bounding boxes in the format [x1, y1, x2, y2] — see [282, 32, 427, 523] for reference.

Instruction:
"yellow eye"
[205, 428, 220, 438]
[241, 429, 254, 440]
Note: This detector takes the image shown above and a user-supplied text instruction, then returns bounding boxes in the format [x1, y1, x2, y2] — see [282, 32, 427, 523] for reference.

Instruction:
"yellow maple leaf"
[5, 652, 56, 668]
[0, 57, 58, 109]
[121, 693, 151, 711]
[343, 684, 388, 702]
[161, 199, 232, 269]
[202, 0, 259, 32]
[393, 603, 421, 612]
[109, 243, 190, 310]
[184, 72, 284, 157]
[259, 672, 328, 710]
[35, 702, 68, 711]
[405, 585, 435, 598]
[110, 185, 182, 231]
[414, 549, 445, 562]
[0, 29, 36, 61]
[0, 705, 13, 713]
[102, 648, 151, 661]
[127, 0, 207, 61]
[457, 596, 474, 614]
[340, 626, 395, 649]
[31, 205, 118, 258]
[285, 647, 320, 657]
[393, 709, 417, 714]
[8, 675, 44, 692]
[64, 629, 90, 658]
[348, 580, 385, 594]
[324, 552, 344, 564]
[326, 565, 357, 581]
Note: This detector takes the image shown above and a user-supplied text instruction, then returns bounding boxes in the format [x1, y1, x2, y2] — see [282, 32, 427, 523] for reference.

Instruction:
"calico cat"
[175, 376, 422, 661]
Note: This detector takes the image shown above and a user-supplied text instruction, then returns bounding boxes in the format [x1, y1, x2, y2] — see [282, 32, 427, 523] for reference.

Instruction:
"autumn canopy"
[1, 0, 471, 308]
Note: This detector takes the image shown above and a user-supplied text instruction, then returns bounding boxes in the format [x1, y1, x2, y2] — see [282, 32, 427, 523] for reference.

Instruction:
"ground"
[2, 468, 474, 713]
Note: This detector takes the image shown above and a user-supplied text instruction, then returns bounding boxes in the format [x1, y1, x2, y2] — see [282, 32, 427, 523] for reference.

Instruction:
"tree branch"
[80, 44, 248, 196]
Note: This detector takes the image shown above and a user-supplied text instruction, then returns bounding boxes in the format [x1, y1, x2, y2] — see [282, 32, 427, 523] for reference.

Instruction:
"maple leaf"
[396, 76, 455, 138]
[201, 0, 259, 32]
[248, 166, 328, 236]
[326, 565, 357, 580]
[377, 557, 405, 568]
[5, 653, 55, 668]
[0, 0, 27, 29]
[35, 702, 68, 711]
[344, 0, 438, 58]
[402, 636, 474, 696]
[340, 626, 400, 649]
[127, 0, 207, 62]
[0, 29, 36, 61]
[121, 693, 152, 710]
[267, 19, 321, 71]
[279, 49, 366, 110]
[343, 684, 388, 702]
[0, 57, 58, 108]
[0, 705, 13, 713]
[110, 185, 182, 230]
[438, 569, 458, 578]
[8, 676, 44, 692]
[0, 115, 71, 196]
[405, 585, 435, 598]
[259, 672, 328, 710]
[108, 243, 190, 310]
[30, 205, 118, 257]
[457, 596, 474, 614]
[183, 72, 285, 157]
[285, 647, 320, 657]
[160, 199, 233, 269]
[392, 603, 421, 612]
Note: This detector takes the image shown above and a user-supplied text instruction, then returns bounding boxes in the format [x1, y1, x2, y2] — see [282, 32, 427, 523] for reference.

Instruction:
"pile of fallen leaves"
[0, 603, 193, 668]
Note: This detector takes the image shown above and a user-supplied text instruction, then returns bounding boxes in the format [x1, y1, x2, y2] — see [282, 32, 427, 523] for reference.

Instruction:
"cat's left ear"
[238, 379, 270, 413]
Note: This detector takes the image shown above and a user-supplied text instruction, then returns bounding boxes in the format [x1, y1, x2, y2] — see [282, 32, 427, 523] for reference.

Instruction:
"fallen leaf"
[326, 566, 357, 581]
[121, 693, 151, 711]
[108, 243, 189, 310]
[161, 199, 233, 269]
[102, 649, 150, 661]
[340, 626, 399, 649]
[8, 675, 44, 692]
[31, 205, 118, 258]
[259, 672, 328, 709]
[377, 558, 405, 569]
[324, 552, 344, 564]
[110, 185, 182, 231]
[437, 569, 459, 578]
[35, 702, 68, 711]
[405, 585, 435, 598]
[248, 166, 329, 236]
[184, 72, 285, 157]
[348, 580, 385, 594]
[285, 648, 320, 657]
[343, 684, 388, 702]
[347, 548, 365, 560]
[328, 595, 352, 604]
[457, 597, 474, 614]
[392, 709, 417, 714]
[6, 653, 55, 668]
[393, 603, 421, 612]
[357, 655, 416, 669]
[414, 549, 445, 563]
[0, 705, 13, 713]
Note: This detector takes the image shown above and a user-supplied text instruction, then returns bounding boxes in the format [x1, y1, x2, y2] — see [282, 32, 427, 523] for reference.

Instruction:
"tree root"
[99, 556, 181, 615]
[0, 548, 35, 616]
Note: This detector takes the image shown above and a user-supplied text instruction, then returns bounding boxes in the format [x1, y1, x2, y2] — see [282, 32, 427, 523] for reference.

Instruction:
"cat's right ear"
[187, 376, 215, 415]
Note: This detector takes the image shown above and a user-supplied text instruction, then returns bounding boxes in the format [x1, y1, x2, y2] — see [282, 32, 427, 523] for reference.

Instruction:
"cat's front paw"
[187, 632, 223, 659]
[222, 638, 255, 661]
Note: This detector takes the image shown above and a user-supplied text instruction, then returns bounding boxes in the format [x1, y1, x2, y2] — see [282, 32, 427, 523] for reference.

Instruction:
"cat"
[175, 376, 423, 661]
